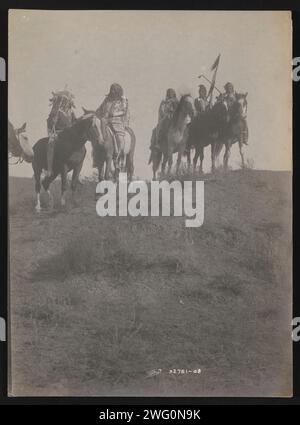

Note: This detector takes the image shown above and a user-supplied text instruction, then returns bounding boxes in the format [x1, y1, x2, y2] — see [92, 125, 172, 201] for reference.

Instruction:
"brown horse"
[150, 95, 195, 179]
[32, 113, 101, 212]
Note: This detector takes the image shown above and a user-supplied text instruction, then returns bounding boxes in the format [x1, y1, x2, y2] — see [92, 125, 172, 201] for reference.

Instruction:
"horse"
[150, 94, 195, 179]
[186, 93, 248, 173]
[32, 113, 101, 212]
[88, 108, 136, 182]
[223, 93, 248, 169]
[186, 99, 228, 174]
[8, 121, 33, 164]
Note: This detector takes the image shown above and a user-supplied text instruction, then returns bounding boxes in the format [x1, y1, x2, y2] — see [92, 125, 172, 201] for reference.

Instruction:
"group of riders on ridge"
[45, 81, 248, 178]
[150, 82, 248, 152]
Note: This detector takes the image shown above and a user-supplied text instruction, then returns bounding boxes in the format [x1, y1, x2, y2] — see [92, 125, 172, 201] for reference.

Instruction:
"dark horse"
[186, 100, 227, 173]
[149, 94, 195, 179]
[32, 113, 101, 212]
[186, 93, 248, 172]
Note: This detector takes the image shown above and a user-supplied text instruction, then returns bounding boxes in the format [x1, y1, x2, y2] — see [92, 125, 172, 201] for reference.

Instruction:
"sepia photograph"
[8, 10, 292, 396]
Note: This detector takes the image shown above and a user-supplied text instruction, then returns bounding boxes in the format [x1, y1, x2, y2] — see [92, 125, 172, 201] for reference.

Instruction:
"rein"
[8, 152, 24, 165]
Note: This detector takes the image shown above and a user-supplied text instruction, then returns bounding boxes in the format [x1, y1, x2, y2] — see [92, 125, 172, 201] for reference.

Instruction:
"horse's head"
[173, 94, 195, 126]
[212, 96, 229, 125]
[81, 107, 103, 147]
[15, 122, 29, 151]
[10, 122, 33, 162]
[235, 93, 248, 119]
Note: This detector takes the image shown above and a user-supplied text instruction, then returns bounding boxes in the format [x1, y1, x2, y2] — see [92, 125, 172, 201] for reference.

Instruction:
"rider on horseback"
[223, 82, 237, 112]
[47, 89, 76, 177]
[96, 83, 129, 162]
[223, 82, 248, 145]
[150, 88, 179, 150]
[194, 84, 209, 115]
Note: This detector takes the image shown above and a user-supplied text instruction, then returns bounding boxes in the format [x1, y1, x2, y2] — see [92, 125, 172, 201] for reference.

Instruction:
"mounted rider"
[158, 88, 178, 122]
[194, 84, 209, 115]
[96, 83, 129, 162]
[223, 82, 248, 145]
[46, 89, 76, 176]
[150, 88, 179, 150]
[223, 82, 237, 112]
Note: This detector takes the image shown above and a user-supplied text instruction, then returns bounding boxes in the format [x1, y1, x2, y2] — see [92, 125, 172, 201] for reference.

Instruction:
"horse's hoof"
[35, 206, 41, 213]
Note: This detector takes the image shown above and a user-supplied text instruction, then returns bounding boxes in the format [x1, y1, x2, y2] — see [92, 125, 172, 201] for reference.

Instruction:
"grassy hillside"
[9, 170, 292, 396]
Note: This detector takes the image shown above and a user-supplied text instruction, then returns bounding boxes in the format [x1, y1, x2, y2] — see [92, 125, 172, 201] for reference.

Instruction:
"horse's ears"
[244, 92, 248, 98]
[20, 122, 26, 132]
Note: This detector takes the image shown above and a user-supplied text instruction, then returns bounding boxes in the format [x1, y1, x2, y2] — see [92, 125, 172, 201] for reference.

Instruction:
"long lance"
[198, 74, 222, 95]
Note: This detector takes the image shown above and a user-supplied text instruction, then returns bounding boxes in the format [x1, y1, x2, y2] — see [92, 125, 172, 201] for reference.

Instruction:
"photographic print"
[8, 10, 292, 396]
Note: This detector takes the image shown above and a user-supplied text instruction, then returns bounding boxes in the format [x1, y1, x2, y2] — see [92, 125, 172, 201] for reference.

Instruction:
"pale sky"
[9, 10, 292, 179]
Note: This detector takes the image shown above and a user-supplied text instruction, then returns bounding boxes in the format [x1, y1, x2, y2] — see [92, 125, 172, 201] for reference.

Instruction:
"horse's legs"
[176, 151, 182, 175]
[186, 149, 191, 170]
[70, 164, 83, 206]
[238, 140, 245, 168]
[161, 152, 168, 176]
[42, 172, 57, 209]
[214, 143, 223, 164]
[152, 150, 162, 180]
[97, 157, 105, 182]
[196, 146, 203, 174]
[105, 155, 113, 180]
[211, 142, 216, 173]
[193, 148, 198, 172]
[60, 165, 68, 207]
[167, 149, 173, 175]
[127, 153, 134, 182]
[33, 161, 42, 212]
[223, 141, 231, 170]
[152, 155, 157, 180]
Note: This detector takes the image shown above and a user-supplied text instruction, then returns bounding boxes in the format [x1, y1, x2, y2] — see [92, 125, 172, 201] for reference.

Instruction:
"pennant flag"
[207, 54, 221, 103]
[211, 54, 221, 71]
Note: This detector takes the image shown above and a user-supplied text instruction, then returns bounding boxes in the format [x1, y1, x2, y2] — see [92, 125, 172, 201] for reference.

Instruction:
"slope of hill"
[8, 170, 292, 396]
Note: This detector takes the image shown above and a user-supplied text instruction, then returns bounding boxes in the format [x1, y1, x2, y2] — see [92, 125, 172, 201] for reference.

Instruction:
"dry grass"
[9, 170, 292, 396]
